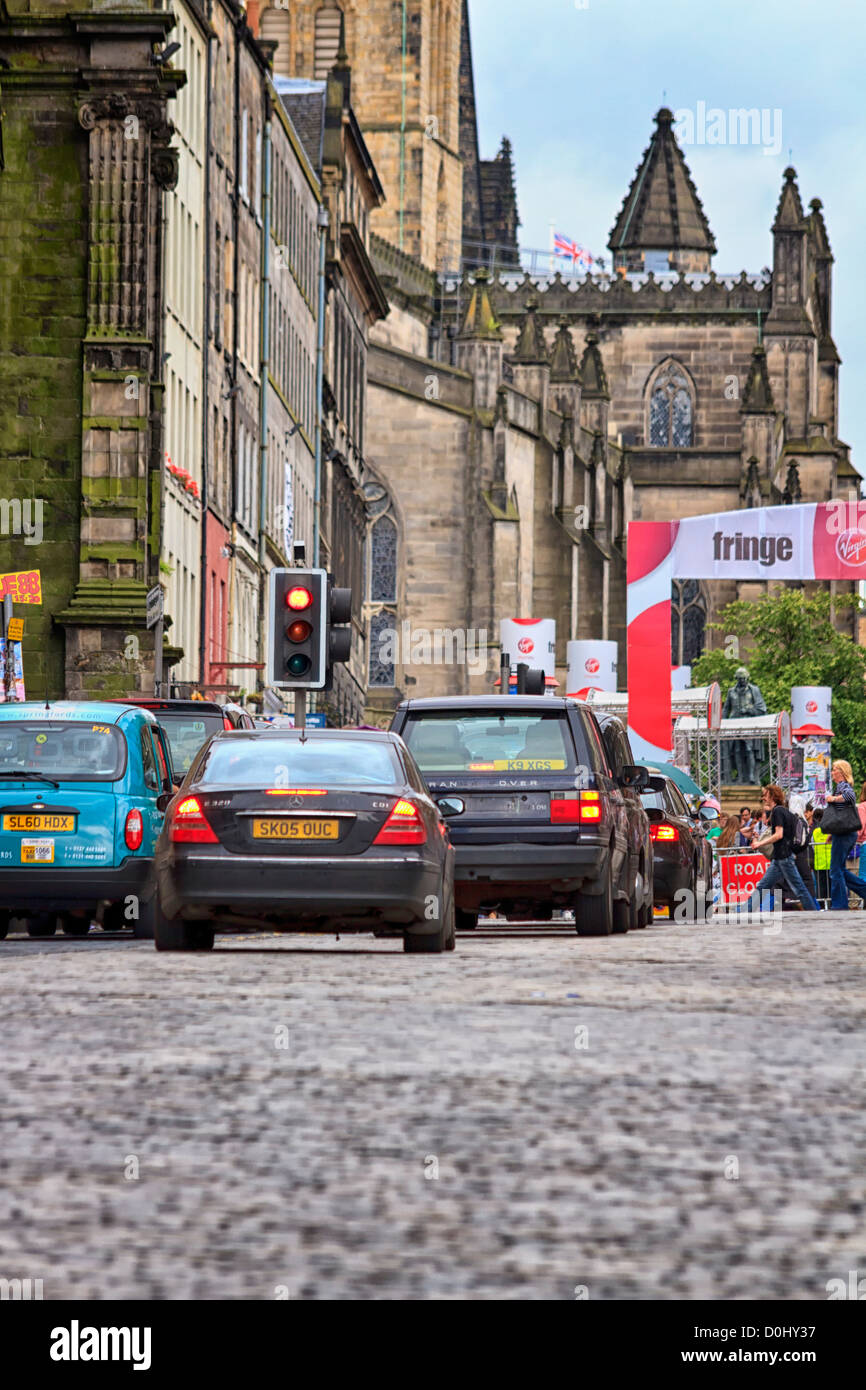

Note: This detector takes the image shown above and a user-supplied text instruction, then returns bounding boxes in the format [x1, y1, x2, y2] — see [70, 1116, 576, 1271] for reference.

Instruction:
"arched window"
[370, 514, 397, 603]
[369, 610, 396, 688]
[314, 3, 343, 79]
[671, 579, 706, 666]
[363, 482, 399, 688]
[648, 361, 694, 447]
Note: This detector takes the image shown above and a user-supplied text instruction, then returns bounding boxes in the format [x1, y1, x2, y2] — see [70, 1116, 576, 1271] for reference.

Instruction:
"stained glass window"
[648, 363, 694, 447]
[370, 515, 397, 603]
[369, 610, 396, 687]
[671, 579, 706, 665]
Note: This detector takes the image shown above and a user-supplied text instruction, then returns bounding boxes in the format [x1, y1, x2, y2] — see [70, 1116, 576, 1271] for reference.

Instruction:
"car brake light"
[650, 823, 679, 842]
[373, 798, 427, 845]
[223, 716, 233, 730]
[264, 788, 327, 796]
[124, 808, 144, 851]
[170, 795, 219, 844]
[550, 791, 601, 823]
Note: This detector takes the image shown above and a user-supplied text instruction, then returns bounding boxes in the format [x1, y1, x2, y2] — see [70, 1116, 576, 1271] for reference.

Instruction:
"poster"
[0, 639, 26, 701]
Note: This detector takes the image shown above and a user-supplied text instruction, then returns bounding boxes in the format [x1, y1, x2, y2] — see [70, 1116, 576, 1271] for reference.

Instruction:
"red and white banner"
[500, 618, 556, 677]
[719, 851, 768, 905]
[627, 502, 866, 759]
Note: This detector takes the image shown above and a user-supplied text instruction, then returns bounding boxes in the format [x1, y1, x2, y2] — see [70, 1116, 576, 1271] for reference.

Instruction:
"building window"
[314, 3, 343, 80]
[240, 109, 249, 201]
[647, 361, 694, 448]
[370, 515, 397, 603]
[369, 610, 395, 687]
[671, 579, 706, 666]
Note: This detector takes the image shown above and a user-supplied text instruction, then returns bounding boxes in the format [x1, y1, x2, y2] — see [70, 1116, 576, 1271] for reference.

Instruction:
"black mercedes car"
[390, 695, 649, 936]
[152, 728, 456, 953]
[640, 773, 716, 919]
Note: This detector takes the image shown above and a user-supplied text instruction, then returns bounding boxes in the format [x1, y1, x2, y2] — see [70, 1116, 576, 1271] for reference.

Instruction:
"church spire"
[608, 108, 716, 274]
[512, 296, 548, 364]
[740, 345, 775, 413]
[549, 317, 581, 383]
[457, 267, 502, 340]
[579, 332, 609, 399]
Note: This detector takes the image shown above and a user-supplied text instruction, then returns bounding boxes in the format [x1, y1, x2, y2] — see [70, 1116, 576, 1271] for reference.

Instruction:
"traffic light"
[267, 569, 353, 690]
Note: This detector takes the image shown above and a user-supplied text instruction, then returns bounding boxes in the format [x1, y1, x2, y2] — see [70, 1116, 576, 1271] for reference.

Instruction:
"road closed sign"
[719, 851, 767, 905]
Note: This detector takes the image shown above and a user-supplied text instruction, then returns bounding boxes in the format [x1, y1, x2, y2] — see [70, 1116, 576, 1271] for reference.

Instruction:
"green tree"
[691, 590, 866, 782]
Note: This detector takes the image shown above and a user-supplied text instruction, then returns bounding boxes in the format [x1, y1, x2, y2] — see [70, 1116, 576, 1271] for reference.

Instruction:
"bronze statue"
[722, 666, 767, 784]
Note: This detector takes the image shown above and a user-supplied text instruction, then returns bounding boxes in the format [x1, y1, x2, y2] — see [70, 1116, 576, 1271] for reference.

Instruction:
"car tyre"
[0, 911, 10, 940]
[612, 896, 630, 934]
[154, 897, 214, 952]
[26, 914, 57, 937]
[455, 908, 477, 931]
[60, 914, 91, 936]
[575, 875, 614, 937]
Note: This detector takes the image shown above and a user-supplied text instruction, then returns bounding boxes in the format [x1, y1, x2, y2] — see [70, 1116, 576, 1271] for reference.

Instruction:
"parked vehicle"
[640, 773, 716, 918]
[0, 702, 175, 939]
[152, 728, 455, 953]
[389, 695, 649, 936]
[596, 714, 654, 929]
[109, 698, 253, 778]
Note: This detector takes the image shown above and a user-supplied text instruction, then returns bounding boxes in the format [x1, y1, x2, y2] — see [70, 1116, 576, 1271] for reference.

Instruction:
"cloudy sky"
[469, 0, 865, 476]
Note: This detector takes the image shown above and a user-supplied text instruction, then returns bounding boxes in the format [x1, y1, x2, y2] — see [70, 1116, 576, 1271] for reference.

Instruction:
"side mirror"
[699, 805, 720, 821]
[156, 791, 173, 813]
[437, 796, 465, 818]
[619, 764, 649, 791]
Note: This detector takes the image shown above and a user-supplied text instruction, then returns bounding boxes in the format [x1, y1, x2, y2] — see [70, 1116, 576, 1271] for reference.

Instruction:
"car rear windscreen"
[198, 737, 403, 788]
[402, 712, 577, 774]
[640, 791, 666, 812]
[155, 712, 225, 776]
[0, 721, 126, 781]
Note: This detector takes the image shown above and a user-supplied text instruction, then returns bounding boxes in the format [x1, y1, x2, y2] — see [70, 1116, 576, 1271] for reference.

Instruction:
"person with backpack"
[823, 760, 866, 909]
[738, 785, 821, 914]
[788, 798, 818, 907]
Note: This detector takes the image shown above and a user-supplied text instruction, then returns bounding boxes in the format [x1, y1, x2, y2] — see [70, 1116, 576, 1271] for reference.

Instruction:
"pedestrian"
[718, 814, 741, 848]
[857, 781, 866, 882]
[789, 798, 818, 908]
[823, 760, 866, 909]
[811, 808, 832, 906]
[738, 785, 821, 915]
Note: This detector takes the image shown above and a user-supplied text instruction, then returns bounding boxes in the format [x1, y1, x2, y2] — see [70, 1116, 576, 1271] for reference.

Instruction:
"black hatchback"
[390, 696, 648, 936]
[152, 728, 456, 953]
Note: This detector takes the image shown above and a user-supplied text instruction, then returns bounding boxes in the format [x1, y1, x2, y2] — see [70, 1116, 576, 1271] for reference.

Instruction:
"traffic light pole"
[294, 690, 306, 732]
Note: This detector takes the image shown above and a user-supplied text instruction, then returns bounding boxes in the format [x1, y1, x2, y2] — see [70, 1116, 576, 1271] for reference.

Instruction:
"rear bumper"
[452, 839, 609, 905]
[0, 857, 154, 911]
[157, 851, 445, 929]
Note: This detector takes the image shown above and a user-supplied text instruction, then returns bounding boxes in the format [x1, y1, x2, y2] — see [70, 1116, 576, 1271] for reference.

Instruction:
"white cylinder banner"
[567, 639, 618, 693]
[500, 618, 556, 677]
[791, 686, 832, 734]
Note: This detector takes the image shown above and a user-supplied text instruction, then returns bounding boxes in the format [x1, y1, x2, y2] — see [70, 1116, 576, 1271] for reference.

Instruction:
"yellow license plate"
[252, 818, 340, 841]
[21, 839, 55, 864]
[4, 813, 74, 832]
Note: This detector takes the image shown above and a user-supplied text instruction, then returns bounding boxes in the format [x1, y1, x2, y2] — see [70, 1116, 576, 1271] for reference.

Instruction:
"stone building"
[0, 1, 182, 700]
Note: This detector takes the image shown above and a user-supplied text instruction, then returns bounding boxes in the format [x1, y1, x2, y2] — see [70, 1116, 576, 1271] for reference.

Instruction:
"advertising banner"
[0, 570, 42, 603]
[500, 618, 556, 677]
[567, 639, 617, 693]
[0, 639, 26, 701]
[791, 686, 832, 734]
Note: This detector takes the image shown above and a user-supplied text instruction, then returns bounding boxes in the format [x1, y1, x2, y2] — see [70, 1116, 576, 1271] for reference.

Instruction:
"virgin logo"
[585, 657, 600, 673]
[836, 529, 866, 567]
[517, 637, 534, 654]
[806, 700, 818, 713]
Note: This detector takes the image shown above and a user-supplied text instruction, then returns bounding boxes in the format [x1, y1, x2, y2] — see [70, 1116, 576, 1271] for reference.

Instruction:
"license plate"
[3, 813, 74, 833]
[252, 818, 340, 841]
[21, 839, 55, 863]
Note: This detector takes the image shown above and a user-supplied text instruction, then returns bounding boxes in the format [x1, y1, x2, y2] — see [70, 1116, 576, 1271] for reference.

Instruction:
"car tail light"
[170, 795, 219, 844]
[550, 791, 601, 824]
[223, 716, 233, 730]
[265, 788, 327, 796]
[124, 808, 144, 851]
[650, 823, 679, 842]
[373, 798, 427, 845]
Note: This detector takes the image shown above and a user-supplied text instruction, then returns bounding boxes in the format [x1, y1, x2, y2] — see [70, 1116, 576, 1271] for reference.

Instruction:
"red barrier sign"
[719, 851, 768, 905]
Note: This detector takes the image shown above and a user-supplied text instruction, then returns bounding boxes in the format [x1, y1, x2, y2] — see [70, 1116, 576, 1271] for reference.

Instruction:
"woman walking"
[824, 760, 866, 909]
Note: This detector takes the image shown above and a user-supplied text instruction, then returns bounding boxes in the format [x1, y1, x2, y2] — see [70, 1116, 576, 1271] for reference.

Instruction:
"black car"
[389, 696, 648, 937]
[110, 698, 254, 779]
[640, 773, 715, 918]
[152, 728, 456, 954]
[596, 714, 654, 929]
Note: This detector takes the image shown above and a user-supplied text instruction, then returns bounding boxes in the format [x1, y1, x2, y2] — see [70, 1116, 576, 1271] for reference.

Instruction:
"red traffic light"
[285, 585, 313, 611]
[286, 619, 312, 643]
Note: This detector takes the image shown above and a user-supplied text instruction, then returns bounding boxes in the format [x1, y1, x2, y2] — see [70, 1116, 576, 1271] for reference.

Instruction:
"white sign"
[791, 685, 831, 733]
[145, 585, 163, 630]
[567, 639, 617, 693]
[500, 618, 556, 677]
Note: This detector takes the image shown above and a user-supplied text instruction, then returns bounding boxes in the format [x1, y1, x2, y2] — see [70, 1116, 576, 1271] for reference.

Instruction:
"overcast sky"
[469, 0, 865, 476]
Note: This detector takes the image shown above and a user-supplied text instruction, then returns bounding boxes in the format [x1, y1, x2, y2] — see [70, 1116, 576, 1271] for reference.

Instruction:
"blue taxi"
[0, 701, 175, 939]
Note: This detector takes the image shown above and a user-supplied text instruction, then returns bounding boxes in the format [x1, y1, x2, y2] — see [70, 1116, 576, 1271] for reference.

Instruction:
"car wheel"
[629, 868, 647, 929]
[59, 914, 91, 936]
[455, 908, 477, 931]
[0, 911, 10, 940]
[27, 914, 56, 938]
[574, 875, 614, 936]
[612, 896, 630, 934]
[154, 898, 214, 952]
[443, 884, 456, 953]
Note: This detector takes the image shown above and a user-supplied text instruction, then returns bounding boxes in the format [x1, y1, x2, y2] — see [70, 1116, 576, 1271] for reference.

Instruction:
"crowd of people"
[712, 760, 866, 913]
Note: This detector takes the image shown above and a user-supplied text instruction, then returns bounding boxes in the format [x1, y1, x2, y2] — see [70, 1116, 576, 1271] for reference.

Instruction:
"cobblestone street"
[2, 913, 863, 1301]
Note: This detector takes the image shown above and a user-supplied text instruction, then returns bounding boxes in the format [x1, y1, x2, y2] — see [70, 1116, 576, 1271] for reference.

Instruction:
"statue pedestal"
[720, 785, 762, 819]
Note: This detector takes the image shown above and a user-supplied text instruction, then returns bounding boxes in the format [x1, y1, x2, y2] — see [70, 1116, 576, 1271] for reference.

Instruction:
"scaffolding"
[672, 712, 792, 800]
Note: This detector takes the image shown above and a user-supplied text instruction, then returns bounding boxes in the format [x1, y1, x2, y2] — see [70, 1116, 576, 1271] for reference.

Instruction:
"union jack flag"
[553, 232, 595, 268]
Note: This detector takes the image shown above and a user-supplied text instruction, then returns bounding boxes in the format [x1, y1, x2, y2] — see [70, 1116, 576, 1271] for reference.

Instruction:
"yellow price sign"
[6, 618, 23, 640]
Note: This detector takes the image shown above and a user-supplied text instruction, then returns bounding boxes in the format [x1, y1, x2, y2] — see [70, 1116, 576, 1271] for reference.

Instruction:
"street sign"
[6, 618, 23, 641]
[718, 850, 767, 905]
[146, 585, 163, 630]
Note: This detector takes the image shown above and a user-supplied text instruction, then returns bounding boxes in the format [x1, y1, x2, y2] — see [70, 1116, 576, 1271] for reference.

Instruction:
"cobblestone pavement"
[1, 910, 864, 1301]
